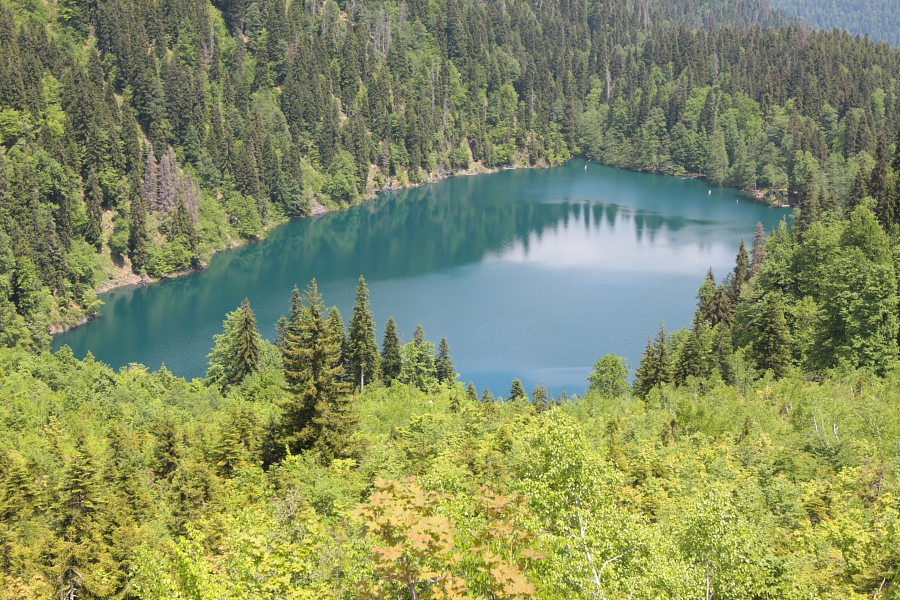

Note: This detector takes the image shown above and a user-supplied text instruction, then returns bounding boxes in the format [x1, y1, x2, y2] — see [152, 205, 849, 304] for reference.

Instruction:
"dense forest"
[1, 274, 899, 599]
[4, 0, 900, 596]
[4, 0, 900, 341]
[771, 0, 900, 46]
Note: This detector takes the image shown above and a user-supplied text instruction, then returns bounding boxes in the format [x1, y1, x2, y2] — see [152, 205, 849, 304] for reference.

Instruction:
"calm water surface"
[55, 160, 789, 396]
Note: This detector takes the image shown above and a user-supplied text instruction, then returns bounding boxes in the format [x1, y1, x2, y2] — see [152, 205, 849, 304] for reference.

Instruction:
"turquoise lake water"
[54, 160, 790, 396]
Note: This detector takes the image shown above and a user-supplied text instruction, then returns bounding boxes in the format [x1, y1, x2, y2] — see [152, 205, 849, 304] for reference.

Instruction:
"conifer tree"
[750, 223, 767, 274]
[674, 322, 710, 384]
[435, 337, 455, 384]
[481, 387, 495, 403]
[869, 135, 894, 229]
[508, 379, 527, 401]
[847, 164, 868, 212]
[206, 298, 261, 388]
[129, 190, 149, 273]
[634, 321, 672, 398]
[80, 173, 101, 251]
[749, 293, 793, 377]
[380, 317, 402, 384]
[466, 382, 478, 402]
[728, 237, 750, 304]
[348, 276, 378, 391]
[795, 176, 821, 241]
[327, 306, 348, 381]
[532, 383, 551, 412]
[279, 280, 349, 454]
[232, 298, 261, 385]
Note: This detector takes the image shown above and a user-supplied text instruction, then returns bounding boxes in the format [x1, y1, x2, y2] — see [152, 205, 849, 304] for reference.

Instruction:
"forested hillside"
[3, 0, 900, 343]
[4, 0, 900, 596]
[771, 0, 900, 46]
[2, 303, 899, 598]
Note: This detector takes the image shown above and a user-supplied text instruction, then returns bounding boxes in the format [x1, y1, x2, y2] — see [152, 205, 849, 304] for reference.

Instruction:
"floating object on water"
[709, 190, 712, 195]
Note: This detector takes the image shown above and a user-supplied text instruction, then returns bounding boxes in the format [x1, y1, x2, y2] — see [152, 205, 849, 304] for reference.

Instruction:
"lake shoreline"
[54, 158, 779, 339]
[52, 160, 534, 337]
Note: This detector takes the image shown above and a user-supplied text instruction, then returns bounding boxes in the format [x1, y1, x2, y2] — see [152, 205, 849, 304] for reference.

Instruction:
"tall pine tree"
[348, 275, 378, 391]
[279, 280, 348, 454]
[380, 317, 401, 384]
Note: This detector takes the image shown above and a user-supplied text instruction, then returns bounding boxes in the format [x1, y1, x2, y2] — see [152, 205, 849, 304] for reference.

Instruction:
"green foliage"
[380, 317, 402, 384]
[634, 322, 672, 398]
[279, 280, 350, 457]
[206, 298, 262, 388]
[0, 336, 899, 599]
[348, 276, 378, 391]
[587, 354, 631, 397]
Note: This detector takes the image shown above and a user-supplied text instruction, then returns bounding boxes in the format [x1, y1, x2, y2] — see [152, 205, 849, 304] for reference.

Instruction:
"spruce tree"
[532, 382, 550, 412]
[508, 378, 527, 401]
[729, 237, 750, 303]
[674, 322, 710, 385]
[750, 222, 767, 274]
[129, 189, 149, 273]
[481, 387, 495, 403]
[231, 298, 261, 385]
[749, 293, 793, 378]
[327, 306, 348, 382]
[870, 135, 894, 229]
[435, 337, 455, 384]
[634, 321, 672, 398]
[206, 298, 261, 388]
[85, 169, 103, 249]
[795, 175, 820, 241]
[847, 164, 868, 212]
[279, 280, 348, 454]
[348, 275, 378, 391]
[466, 381, 478, 402]
[380, 317, 402, 384]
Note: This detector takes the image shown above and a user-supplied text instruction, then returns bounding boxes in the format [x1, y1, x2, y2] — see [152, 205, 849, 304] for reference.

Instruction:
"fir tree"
[508, 378, 527, 401]
[232, 298, 261, 385]
[466, 381, 478, 402]
[348, 275, 378, 391]
[749, 293, 793, 377]
[732, 237, 750, 293]
[750, 222, 767, 274]
[129, 189, 149, 273]
[327, 306, 348, 382]
[279, 280, 349, 454]
[481, 387, 495, 403]
[380, 317, 401, 384]
[435, 337, 455, 384]
[634, 321, 672, 398]
[206, 298, 261, 388]
[85, 168, 103, 249]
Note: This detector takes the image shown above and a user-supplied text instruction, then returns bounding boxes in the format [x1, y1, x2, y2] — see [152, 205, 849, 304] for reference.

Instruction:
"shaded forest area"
[771, 0, 900, 46]
[3, 0, 900, 345]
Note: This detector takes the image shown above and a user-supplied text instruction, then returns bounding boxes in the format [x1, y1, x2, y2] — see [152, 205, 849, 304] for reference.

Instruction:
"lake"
[54, 160, 790, 396]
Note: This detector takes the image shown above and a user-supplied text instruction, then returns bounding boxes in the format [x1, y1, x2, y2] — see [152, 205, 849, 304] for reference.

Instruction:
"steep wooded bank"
[3, 0, 900, 343]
